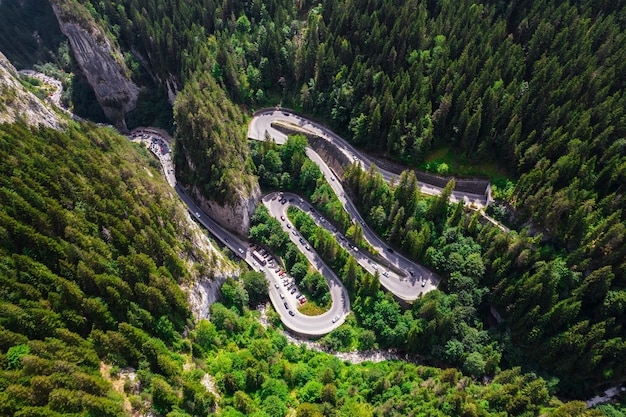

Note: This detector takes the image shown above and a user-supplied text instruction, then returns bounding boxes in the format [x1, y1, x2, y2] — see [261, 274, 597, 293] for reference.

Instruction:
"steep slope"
[173, 72, 261, 237]
[0, 51, 62, 129]
[0, 109, 233, 414]
[49, 0, 139, 131]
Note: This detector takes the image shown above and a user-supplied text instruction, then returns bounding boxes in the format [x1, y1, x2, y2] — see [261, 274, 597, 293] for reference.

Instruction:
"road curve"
[272, 191, 437, 302]
[249, 114, 440, 301]
[248, 108, 489, 208]
[27, 71, 426, 335]
[303, 149, 439, 299]
[27, 70, 348, 336]
[130, 131, 349, 337]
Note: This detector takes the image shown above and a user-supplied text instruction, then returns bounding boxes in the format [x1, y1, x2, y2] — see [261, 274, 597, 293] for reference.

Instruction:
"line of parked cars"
[272, 265, 308, 306]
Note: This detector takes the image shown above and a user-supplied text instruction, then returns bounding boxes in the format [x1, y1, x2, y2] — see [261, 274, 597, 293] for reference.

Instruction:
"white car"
[332, 315, 340, 323]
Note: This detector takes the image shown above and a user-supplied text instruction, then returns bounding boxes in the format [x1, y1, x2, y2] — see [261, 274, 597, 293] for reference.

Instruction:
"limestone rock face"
[188, 183, 261, 238]
[0, 51, 62, 129]
[51, 0, 139, 131]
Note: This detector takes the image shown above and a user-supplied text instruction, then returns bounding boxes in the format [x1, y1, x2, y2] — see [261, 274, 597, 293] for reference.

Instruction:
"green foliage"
[263, 394, 288, 417]
[221, 278, 250, 314]
[6, 344, 30, 369]
[4, 0, 626, 402]
[249, 205, 295, 261]
[173, 71, 257, 205]
[0, 122, 223, 416]
[198, 307, 596, 417]
[242, 270, 269, 306]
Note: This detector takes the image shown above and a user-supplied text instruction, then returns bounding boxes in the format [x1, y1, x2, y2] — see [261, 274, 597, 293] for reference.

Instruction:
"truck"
[252, 250, 266, 266]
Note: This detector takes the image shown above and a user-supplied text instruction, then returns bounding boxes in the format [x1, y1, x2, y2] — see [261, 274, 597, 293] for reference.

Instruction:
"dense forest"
[0, 120, 616, 415]
[1, 0, 626, 409]
[90, 0, 625, 396]
[249, 134, 625, 397]
[68, 0, 626, 283]
[0, 121, 226, 415]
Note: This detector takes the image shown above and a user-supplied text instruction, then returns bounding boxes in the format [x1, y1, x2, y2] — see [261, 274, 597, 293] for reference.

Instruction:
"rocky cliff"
[0, 51, 63, 129]
[187, 182, 261, 238]
[50, 0, 139, 131]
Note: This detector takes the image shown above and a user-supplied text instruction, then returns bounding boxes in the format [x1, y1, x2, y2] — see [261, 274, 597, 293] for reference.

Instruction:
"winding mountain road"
[26, 70, 437, 337]
[130, 131, 350, 337]
[248, 108, 490, 208]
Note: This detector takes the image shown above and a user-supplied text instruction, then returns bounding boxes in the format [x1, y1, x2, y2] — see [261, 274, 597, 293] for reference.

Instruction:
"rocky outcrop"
[188, 183, 261, 238]
[0, 51, 63, 129]
[50, 0, 139, 131]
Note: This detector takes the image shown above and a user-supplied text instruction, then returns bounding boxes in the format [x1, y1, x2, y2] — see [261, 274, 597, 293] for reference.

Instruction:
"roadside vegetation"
[0, 121, 611, 416]
[190, 304, 603, 417]
[251, 134, 372, 252]
[345, 160, 626, 397]
[248, 205, 330, 313]
[2, 0, 625, 406]
[0, 123, 222, 416]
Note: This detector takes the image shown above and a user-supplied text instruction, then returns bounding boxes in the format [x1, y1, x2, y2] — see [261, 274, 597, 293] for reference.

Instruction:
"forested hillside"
[173, 70, 256, 206]
[35, 0, 626, 395]
[1, 119, 612, 415]
[2, 0, 626, 404]
[81, 0, 626, 272]
[0, 121, 227, 415]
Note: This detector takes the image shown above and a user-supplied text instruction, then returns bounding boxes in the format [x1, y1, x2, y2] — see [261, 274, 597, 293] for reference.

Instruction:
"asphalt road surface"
[30, 70, 436, 336]
[130, 131, 349, 337]
[268, 191, 438, 301]
[248, 108, 489, 208]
